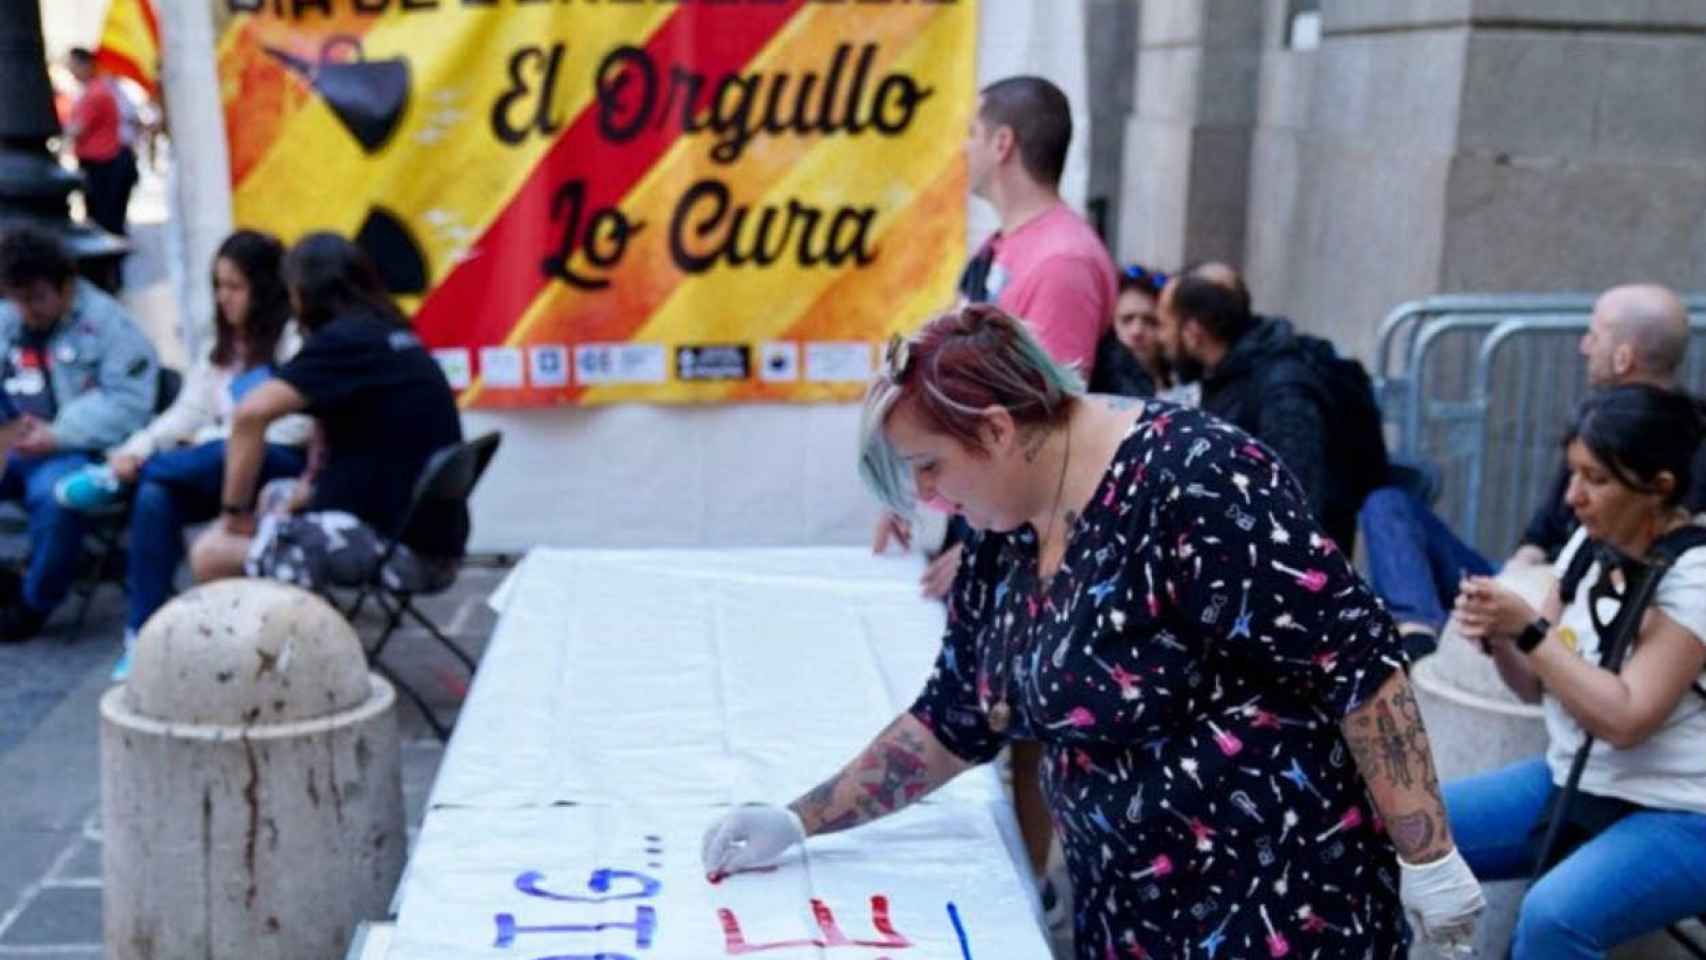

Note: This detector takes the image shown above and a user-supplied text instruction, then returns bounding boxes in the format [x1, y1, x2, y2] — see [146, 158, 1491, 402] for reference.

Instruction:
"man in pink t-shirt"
[958, 77, 1118, 377]
[874, 76, 1117, 923]
[888, 76, 1118, 592]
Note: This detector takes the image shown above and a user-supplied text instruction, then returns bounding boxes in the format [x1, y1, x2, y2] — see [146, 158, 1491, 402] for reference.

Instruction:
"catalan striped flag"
[215, 2, 975, 408]
[94, 0, 160, 97]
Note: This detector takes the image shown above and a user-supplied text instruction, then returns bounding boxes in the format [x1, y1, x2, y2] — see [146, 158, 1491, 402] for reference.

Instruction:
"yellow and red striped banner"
[215, 0, 975, 407]
[96, 0, 160, 97]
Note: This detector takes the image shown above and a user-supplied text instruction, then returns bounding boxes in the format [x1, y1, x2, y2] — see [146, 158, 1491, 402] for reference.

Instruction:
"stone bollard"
[1408, 563, 1551, 959]
[101, 580, 405, 960]
[1409, 565, 1701, 959]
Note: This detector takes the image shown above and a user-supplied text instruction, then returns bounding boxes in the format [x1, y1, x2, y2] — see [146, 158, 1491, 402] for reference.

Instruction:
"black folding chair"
[341, 431, 501, 741]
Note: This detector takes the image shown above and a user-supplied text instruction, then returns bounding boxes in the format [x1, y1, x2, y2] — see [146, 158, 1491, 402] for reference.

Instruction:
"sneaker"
[54, 464, 125, 514]
[110, 628, 137, 682]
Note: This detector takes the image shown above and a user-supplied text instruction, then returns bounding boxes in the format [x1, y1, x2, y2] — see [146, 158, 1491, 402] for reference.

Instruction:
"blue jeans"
[1359, 486, 1494, 633]
[1446, 756, 1706, 959]
[126, 440, 305, 631]
[0, 451, 97, 615]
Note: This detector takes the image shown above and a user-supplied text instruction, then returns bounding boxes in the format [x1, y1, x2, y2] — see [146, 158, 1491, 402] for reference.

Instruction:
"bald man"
[1505, 283, 1694, 563]
[1579, 283, 1690, 389]
[1362, 283, 1702, 654]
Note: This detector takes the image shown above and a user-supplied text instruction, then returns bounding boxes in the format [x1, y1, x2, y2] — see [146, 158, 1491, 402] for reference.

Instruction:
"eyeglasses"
[1123, 263, 1168, 287]
[883, 332, 913, 381]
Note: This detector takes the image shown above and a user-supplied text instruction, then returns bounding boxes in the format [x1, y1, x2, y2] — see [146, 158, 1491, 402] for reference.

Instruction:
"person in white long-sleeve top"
[73, 231, 314, 679]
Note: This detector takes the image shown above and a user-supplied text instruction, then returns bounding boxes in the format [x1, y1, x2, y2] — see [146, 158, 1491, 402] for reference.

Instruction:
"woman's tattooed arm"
[789, 713, 972, 836]
[1341, 671, 1456, 863]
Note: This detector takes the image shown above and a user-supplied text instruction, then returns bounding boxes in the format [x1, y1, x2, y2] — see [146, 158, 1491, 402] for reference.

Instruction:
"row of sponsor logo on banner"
[431, 341, 879, 390]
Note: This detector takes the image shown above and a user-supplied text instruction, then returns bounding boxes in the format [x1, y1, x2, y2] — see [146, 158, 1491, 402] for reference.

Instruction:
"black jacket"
[1200, 316, 1352, 549]
[1088, 329, 1157, 398]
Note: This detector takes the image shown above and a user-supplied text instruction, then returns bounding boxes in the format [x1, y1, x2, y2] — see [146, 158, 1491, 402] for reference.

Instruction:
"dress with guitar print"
[911, 401, 1411, 959]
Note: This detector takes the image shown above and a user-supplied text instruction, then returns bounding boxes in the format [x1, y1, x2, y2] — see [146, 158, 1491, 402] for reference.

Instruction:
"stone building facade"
[1089, 0, 1706, 357]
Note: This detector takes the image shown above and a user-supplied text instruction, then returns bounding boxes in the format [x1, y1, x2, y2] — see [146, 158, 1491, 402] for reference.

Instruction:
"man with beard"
[1155, 263, 1368, 552]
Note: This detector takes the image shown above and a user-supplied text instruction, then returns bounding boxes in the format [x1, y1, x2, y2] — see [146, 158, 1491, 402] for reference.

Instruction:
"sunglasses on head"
[1123, 263, 1168, 287]
[883, 332, 913, 381]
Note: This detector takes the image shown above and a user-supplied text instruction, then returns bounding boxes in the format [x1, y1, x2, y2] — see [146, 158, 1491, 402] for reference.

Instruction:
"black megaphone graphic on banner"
[263, 35, 410, 153]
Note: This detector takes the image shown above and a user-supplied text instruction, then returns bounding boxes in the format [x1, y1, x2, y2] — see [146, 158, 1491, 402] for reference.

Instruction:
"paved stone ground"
[0, 561, 506, 958]
[0, 163, 510, 956]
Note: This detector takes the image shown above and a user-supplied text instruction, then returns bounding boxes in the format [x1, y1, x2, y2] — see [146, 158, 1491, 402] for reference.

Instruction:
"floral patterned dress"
[911, 402, 1410, 959]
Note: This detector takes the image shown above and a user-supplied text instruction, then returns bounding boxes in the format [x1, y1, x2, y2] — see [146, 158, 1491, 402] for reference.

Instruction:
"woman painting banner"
[702, 303, 1484, 958]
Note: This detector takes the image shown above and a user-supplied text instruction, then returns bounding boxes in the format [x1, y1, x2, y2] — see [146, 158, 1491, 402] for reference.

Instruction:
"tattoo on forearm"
[1342, 677, 1451, 859]
[791, 720, 934, 836]
[1344, 687, 1434, 791]
[1375, 700, 1416, 789]
[792, 778, 862, 834]
[1389, 810, 1437, 855]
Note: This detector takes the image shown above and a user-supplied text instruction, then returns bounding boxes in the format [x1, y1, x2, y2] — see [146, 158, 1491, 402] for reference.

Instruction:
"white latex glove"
[1399, 847, 1485, 956]
[701, 804, 806, 878]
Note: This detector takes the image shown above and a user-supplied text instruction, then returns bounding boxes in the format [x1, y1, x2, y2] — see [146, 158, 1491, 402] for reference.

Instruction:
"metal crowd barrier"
[1459, 316, 1706, 554]
[1374, 295, 1706, 557]
[1374, 294, 1606, 457]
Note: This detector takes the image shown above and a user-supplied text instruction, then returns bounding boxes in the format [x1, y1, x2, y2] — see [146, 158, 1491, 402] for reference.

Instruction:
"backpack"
[958, 242, 996, 303]
[1558, 524, 1706, 701]
[1266, 333, 1390, 506]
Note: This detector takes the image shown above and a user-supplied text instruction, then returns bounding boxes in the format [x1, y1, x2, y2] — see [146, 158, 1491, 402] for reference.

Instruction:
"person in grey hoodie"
[0, 225, 157, 641]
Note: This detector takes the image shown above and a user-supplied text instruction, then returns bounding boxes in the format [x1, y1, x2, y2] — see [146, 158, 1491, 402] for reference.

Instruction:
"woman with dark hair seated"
[66, 229, 311, 679]
[190, 232, 466, 597]
[1452, 384, 1706, 958]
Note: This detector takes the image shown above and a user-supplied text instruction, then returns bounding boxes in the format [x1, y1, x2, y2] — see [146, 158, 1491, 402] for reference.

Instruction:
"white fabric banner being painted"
[390, 804, 1037, 959]
[390, 548, 1051, 960]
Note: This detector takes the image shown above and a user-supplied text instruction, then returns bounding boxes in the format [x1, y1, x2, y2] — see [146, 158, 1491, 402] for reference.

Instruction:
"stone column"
[1243, 1, 1319, 321]
[1439, 3, 1706, 295]
[1254, 0, 1468, 359]
[1084, 0, 1139, 248]
[1117, 0, 1264, 267]
[154, 0, 234, 362]
[1247, 1, 1706, 358]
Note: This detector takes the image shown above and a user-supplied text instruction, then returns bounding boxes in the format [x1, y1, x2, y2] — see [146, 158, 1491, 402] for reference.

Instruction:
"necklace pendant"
[987, 700, 1012, 734]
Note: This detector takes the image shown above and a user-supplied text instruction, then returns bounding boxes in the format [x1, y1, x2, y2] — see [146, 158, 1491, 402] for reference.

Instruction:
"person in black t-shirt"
[190, 232, 466, 592]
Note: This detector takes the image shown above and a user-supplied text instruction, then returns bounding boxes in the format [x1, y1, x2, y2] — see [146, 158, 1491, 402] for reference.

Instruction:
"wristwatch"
[1515, 616, 1551, 654]
[220, 503, 252, 517]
